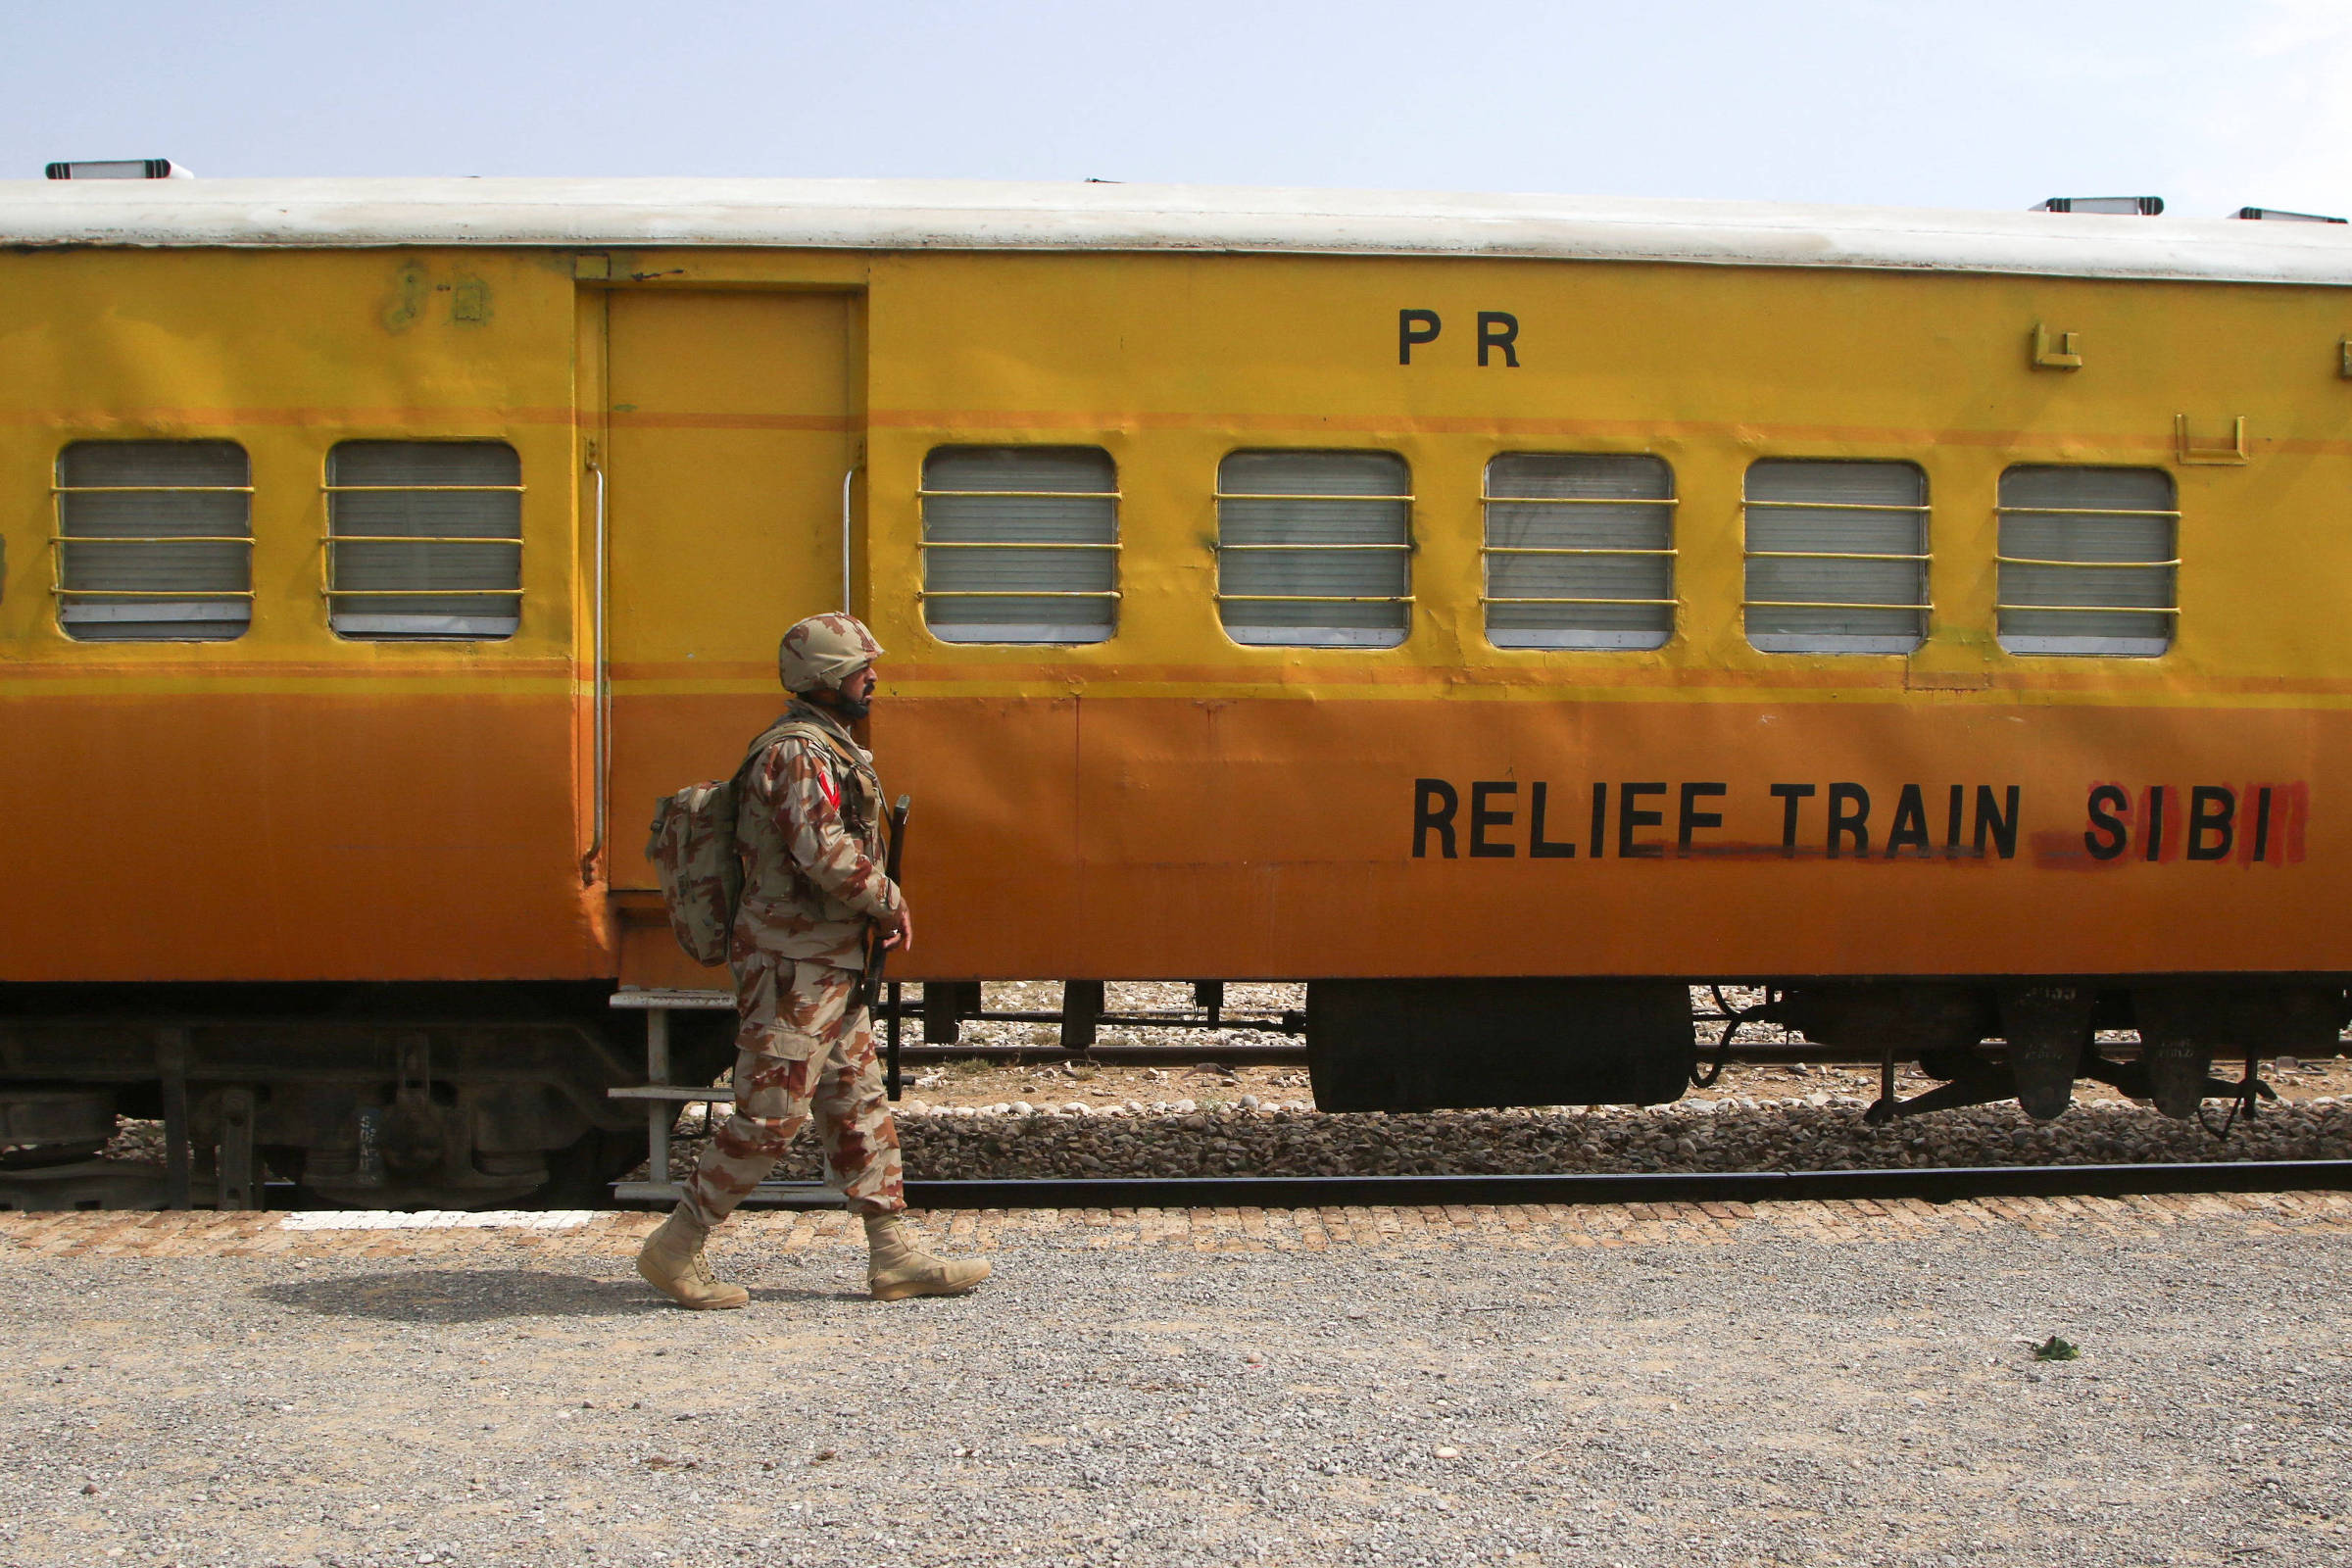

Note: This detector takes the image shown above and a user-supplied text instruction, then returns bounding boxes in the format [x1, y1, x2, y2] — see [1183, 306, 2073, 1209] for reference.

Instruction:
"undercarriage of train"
[1, 975, 2340, 1211]
[0, 983, 729, 1213]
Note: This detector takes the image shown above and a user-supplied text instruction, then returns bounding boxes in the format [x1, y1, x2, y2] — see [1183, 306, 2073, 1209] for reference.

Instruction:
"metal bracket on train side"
[2032, 322, 2083, 368]
[2175, 414, 2250, 466]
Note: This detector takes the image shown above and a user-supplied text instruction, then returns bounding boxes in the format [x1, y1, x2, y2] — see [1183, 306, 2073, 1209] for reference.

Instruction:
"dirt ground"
[5, 1195, 2350, 1568]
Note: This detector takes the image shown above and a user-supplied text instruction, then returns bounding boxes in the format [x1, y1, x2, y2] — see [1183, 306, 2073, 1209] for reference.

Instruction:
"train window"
[1216, 450, 1411, 648]
[54, 441, 253, 642]
[919, 447, 1119, 644]
[1996, 466, 2178, 657]
[1484, 454, 1675, 650]
[325, 442, 523, 640]
[1743, 460, 1929, 654]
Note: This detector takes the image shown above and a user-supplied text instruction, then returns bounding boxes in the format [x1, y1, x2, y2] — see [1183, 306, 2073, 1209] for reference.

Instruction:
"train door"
[600, 289, 860, 976]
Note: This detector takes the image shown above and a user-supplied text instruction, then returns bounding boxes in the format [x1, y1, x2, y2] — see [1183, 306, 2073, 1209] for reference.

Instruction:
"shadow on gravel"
[253, 1270, 857, 1322]
[255, 1269, 675, 1323]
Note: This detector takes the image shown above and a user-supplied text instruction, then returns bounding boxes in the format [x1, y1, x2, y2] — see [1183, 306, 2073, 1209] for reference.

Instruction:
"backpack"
[644, 717, 857, 966]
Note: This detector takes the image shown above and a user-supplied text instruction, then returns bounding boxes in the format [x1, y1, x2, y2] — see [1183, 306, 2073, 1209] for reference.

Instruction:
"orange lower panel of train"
[4, 682, 2333, 987]
[0, 687, 607, 984]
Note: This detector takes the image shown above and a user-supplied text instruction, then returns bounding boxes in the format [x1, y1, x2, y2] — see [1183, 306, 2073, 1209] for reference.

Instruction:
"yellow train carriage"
[3, 178, 2349, 1200]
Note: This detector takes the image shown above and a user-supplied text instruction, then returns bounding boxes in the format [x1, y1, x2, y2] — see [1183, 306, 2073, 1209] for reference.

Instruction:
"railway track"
[660, 1157, 2352, 1213]
[11, 1156, 2345, 1216]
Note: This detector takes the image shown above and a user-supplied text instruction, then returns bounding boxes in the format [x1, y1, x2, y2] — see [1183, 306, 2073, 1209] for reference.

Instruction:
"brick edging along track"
[4, 1190, 2351, 1259]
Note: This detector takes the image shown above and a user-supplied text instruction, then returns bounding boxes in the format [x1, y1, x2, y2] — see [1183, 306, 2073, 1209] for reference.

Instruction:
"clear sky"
[4, 0, 2348, 219]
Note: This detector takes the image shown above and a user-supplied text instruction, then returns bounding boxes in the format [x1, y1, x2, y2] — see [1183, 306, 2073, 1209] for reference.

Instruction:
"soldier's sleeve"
[755, 741, 906, 920]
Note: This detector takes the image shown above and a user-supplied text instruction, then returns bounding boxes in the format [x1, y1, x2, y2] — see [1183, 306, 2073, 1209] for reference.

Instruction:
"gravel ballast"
[660, 1097, 2352, 1185]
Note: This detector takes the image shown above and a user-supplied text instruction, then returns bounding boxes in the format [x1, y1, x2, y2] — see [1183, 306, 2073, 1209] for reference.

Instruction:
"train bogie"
[1757, 978, 2346, 1124]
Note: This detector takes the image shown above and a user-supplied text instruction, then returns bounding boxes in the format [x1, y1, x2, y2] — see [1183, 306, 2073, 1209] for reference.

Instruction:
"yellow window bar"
[52, 485, 256, 495]
[322, 587, 526, 598]
[1744, 499, 1928, 513]
[1487, 546, 1677, 557]
[321, 484, 527, 494]
[1994, 555, 2181, 569]
[1479, 492, 1680, 504]
[51, 535, 254, 545]
[916, 540, 1122, 550]
[916, 588, 1122, 599]
[918, 486, 1120, 604]
[1482, 490, 1676, 614]
[326, 535, 524, 547]
[49, 534, 257, 598]
[917, 489, 1121, 500]
[1213, 544, 1413, 603]
[1214, 594, 1419, 605]
[1742, 506, 1929, 610]
[1738, 477, 1929, 641]
[53, 587, 256, 600]
[320, 481, 526, 606]
[1992, 505, 2180, 518]
[50, 479, 255, 603]
[1744, 550, 1931, 564]
[1993, 494, 2178, 622]
[1479, 596, 1677, 607]
[1215, 483, 1412, 618]
[1215, 541, 1412, 551]
[1212, 491, 1415, 504]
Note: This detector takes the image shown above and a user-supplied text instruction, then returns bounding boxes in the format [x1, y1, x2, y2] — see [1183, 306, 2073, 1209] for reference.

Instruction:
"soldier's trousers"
[680, 954, 906, 1224]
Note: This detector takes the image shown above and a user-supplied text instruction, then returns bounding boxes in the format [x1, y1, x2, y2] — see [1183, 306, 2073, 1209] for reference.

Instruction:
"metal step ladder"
[606, 988, 843, 1207]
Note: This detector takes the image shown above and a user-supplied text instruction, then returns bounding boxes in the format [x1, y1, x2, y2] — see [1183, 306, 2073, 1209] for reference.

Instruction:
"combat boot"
[864, 1212, 992, 1300]
[635, 1207, 750, 1310]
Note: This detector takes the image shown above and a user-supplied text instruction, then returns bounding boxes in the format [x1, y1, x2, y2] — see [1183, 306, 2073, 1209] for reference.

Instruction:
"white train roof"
[3, 176, 2349, 286]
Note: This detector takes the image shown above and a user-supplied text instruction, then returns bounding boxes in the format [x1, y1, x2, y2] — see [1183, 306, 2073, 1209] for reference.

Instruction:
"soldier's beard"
[810, 686, 871, 721]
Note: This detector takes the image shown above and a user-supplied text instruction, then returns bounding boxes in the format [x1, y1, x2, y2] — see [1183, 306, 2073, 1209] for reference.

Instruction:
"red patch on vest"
[816, 769, 840, 811]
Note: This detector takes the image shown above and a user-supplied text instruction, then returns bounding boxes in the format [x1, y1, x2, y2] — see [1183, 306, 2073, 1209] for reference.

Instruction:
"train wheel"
[1999, 984, 2094, 1120]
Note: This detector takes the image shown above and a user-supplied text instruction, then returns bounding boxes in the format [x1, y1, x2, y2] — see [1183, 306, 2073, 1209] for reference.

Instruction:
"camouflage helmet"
[777, 612, 884, 694]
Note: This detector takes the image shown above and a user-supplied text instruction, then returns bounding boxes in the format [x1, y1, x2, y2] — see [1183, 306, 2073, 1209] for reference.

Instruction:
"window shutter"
[1744, 461, 1928, 654]
[1217, 451, 1410, 648]
[1484, 453, 1674, 650]
[920, 448, 1118, 644]
[1997, 466, 2177, 656]
[56, 441, 252, 642]
[327, 442, 522, 640]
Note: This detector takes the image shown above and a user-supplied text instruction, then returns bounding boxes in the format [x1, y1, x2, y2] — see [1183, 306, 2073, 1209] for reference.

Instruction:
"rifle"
[866, 795, 911, 1098]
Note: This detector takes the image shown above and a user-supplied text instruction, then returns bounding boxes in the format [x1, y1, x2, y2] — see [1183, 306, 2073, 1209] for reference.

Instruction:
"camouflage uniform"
[680, 698, 909, 1223]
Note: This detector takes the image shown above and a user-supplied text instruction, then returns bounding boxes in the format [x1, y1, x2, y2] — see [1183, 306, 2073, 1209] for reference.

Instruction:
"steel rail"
[630, 1038, 2206, 1070]
[877, 1040, 1938, 1066]
[634, 1158, 2352, 1211]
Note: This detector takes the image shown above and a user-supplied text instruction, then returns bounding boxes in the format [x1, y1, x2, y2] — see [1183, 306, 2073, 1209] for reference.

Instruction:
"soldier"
[636, 612, 992, 1310]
